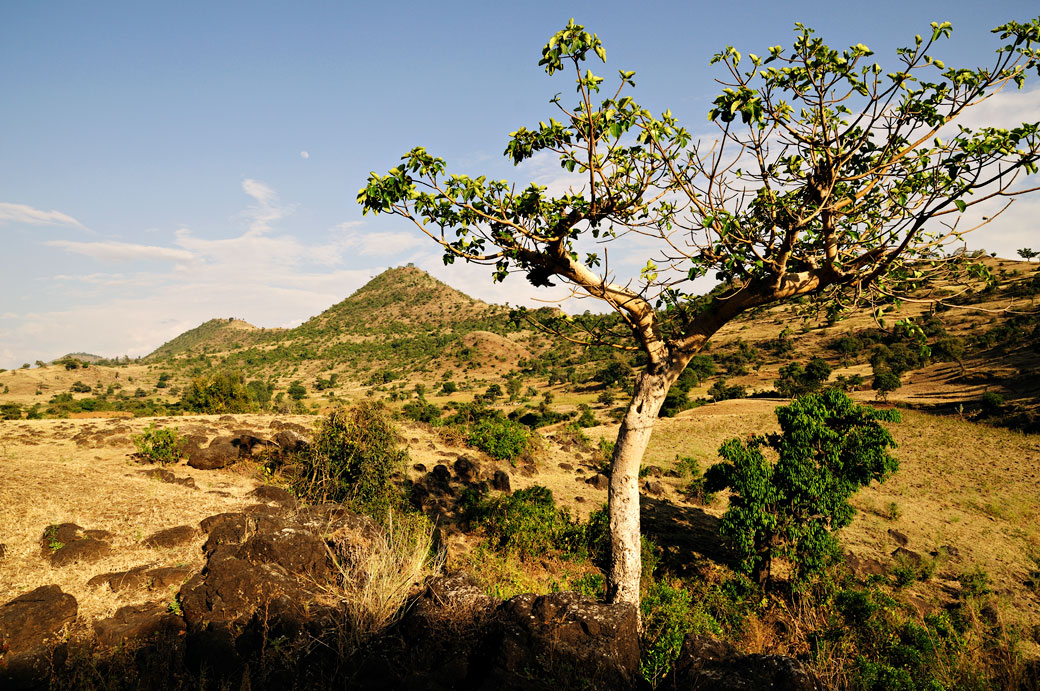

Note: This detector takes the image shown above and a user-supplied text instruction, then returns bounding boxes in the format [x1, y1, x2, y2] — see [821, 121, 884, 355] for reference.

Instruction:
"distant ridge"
[144, 266, 505, 361]
[147, 318, 271, 359]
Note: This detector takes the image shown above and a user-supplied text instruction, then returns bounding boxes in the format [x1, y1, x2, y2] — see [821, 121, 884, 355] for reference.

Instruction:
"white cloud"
[45, 240, 194, 262]
[0, 202, 85, 228]
[240, 178, 291, 237]
[300, 151, 310, 159]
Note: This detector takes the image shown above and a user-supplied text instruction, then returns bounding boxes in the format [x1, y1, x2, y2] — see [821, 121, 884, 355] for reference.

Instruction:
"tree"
[287, 381, 307, 401]
[359, 19, 1040, 608]
[1018, 247, 1038, 261]
[774, 357, 832, 397]
[705, 390, 899, 586]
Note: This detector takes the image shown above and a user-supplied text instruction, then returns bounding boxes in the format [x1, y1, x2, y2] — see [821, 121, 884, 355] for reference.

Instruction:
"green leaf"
[954, 199, 967, 212]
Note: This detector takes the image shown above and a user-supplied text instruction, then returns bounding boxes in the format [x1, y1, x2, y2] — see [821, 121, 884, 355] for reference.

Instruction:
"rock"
[218, 414, 236, 422]
[664, 634, 823, 690]
[88, 565, 193, 592]
[643, 480, 666, 496]
[558, 462, 574, 471]
[187, 436, 239, 470]
[887, 528, 909, 546]
[643, 465, 663, 477]
[138, 468, 197, 489]
[0, 585, 78, 650]
[454, 455, 479, 483]
[0, 585, 77, 690]
[248, 485, 298, 508]
[142, 525, 198, 549]
[0, 543, 6, 561]
[177, 503, 374, 684]
[40, 523, 112, 566]
[93, 603, 186, 648]
[370, 575, 642, 689]
[586, 473, 610, 491]
[519, 463, 537, 477]
[272, 430, 307, 455]
[413, 463, 428, 473]
[892, 547, 923, 566]
[492, 470, 511, 493]
[845, 552, 886, 578]
[432, 464, 452, 483]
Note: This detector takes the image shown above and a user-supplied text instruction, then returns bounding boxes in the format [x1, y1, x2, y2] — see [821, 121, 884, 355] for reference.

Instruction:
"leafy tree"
[595, 359, 631, 388]
[872, 370, 902, 401]
[705, 391, 899, 585]
[1017, 247, 1038, 261]
[182, 370, 264, 413]
[287, 380, 307, 401]
[359, 19, 1040, 607]
[774, 357, 832, 397]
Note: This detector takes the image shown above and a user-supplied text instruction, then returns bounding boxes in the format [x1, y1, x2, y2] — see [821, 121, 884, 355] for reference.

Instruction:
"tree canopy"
[359, 18, 1040, 608]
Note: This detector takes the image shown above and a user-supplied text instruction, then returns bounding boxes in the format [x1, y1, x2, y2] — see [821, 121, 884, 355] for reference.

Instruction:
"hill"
[147, 318, 273, 360]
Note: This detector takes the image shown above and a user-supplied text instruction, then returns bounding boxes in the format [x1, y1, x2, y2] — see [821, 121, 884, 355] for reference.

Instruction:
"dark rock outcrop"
[39, 523, 112, 566]
[362, 574, 642, 690]
[142, 525, 198, 549]
[0, 585, 77, 690]
[663, 634, 822, 690]
[93, 603, 187, 648]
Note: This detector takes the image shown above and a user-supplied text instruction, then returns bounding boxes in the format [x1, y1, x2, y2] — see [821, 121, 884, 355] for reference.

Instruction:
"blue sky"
[2, 0, 1038, 367]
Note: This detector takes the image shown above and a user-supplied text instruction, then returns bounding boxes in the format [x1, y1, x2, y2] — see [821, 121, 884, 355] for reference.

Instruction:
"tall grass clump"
[325, 509, 442, 645]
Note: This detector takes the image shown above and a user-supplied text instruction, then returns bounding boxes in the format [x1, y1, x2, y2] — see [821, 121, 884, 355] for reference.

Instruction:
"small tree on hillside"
[1018, 247, 1038, 261]
[705, 390, 899, 586]
[360, 19, 1040, 607]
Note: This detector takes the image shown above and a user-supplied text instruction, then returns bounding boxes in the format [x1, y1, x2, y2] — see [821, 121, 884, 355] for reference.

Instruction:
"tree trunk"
[606, 370, 670, 611]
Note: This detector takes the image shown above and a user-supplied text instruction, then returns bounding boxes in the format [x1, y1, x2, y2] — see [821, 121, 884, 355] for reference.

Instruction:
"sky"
[2, 0, 1039, 368]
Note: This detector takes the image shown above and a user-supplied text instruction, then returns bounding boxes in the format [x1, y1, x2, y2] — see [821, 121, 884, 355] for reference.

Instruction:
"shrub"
[461, 485, 588, 559]
[181, 370, 267, 413]
[706, 390, 899, 586]
[402, 398, 442, 424]
[469, 417, 530, 461]
[70, 380, 92, 393]
[291, 402, 408, 516]
[639, 579, 724, 685]
[132, 424, 185, 465]
[1, 403, 21, 420]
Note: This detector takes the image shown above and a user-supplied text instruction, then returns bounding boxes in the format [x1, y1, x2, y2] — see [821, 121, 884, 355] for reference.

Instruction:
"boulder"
[365, 574, 642, 690]
[93, 603, 186, 648]
[142, 525, 198, 549]
[39, 523, 112, 566]
[0, 585, 77, 690]
[454, 455, 480, 483]
[88, 565, 193, 592]
[248, 485, 298, 508]
[187, 436, 240, 470]
[492, 470, 511, 493]
[585, 473, 610, 491]
[138, 468, 197, 489]
[663, 634, 823, 690]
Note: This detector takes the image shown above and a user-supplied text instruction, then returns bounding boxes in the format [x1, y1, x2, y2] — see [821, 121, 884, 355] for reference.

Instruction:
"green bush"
[402, 398, 442, 424]
[181, 370, 268, 413]
[468, 417, 530, 461]
[461, 485, 589, 559]
[291, 402, 408, 516]
[706, 390, 899, 586]
[774, 357, 832, 398]
[132, 424, 185, 465]
[639, 578, 725, 686]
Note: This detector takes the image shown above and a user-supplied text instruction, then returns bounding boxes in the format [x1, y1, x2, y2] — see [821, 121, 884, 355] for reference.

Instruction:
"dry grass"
[0, 414, 309, 626]
[324, 509, 442, 643]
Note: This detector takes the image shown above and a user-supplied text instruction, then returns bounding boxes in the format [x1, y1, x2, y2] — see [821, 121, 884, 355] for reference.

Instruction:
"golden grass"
[324, 509, 442, 643]
[0, 415, 307, 626]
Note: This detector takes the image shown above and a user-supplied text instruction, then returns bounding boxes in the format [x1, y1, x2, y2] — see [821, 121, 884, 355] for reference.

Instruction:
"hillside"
[147, 318, 274, 360]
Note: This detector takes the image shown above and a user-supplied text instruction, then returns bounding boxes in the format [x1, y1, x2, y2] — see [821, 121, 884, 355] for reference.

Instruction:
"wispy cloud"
[45, 240, 194, 262]
[241, 178, 291, 237]
[0, 202, 85, 228]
